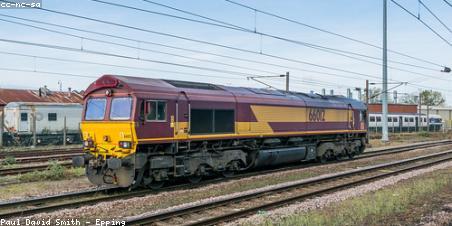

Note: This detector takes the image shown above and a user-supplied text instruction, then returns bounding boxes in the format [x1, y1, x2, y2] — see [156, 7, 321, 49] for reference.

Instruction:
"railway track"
[0, 147, 82, 165]
[126, 150, 452, 226]
[0, 162, 73, 176]
[1, 139, 449, 177]
[0, 147, 81, 158]
[0, 140, 450, 219]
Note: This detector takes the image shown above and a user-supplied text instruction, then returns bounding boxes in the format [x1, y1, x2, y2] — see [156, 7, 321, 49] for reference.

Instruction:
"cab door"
[18, 111, 30, 132]
[347, 104, 354, 130]
[175, 91, 189, 140]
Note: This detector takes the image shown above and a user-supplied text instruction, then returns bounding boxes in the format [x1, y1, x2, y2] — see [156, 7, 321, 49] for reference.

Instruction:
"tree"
[368, 87, 382, 103]
[420, 90, 445, 106]
[399, 92, 418, 104]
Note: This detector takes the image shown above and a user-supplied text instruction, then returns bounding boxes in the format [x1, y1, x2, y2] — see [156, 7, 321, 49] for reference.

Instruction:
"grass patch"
[18, 161, 85, 183]
[1, 156, 16, 166]
[418, 131, 431, 137]
[261, 170, 452, 226]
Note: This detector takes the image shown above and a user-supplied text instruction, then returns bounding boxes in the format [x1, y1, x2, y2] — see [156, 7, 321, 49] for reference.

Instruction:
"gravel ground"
[418, 203, 452, 226]
[0, 177, 93, 201]
[229, 161, 452, 226]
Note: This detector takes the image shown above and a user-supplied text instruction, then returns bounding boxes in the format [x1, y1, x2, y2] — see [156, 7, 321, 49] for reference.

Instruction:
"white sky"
[0, 0, 451, 104]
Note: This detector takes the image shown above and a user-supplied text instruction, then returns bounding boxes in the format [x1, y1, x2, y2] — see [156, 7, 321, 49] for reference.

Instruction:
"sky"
[0, 0, 451, 104]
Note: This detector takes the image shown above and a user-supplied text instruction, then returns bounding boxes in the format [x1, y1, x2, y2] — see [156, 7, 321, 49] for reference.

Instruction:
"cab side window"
[146, 100, 167, 121]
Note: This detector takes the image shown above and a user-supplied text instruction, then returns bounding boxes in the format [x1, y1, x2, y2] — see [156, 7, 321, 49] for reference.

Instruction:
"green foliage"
[264, 173, 451, 226]
[46, 161, 65, 179]
[399, 93, 419, 104]
[1, 156, 16, 165]
[18, 161, 84, 182]
[368, 87, 382, 103]
[418, 131, 430, 137]
[420, 90, 445, 106]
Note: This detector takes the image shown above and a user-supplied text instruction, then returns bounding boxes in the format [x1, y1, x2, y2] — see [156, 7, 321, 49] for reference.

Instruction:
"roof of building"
[0, 88, 83, 106]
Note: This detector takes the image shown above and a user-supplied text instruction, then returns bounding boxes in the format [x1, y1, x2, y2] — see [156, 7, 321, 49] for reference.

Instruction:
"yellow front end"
[81, 121, 137, 159]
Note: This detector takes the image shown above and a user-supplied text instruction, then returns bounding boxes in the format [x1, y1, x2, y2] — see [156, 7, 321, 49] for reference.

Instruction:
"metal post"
[63, 116, 67, 146]
[0, 109, 3, 148]
[427, 105, 430, 132]
[365, 80, 369, 105]
[32, 112, 37, 147]
[381, 0, 389, 142]
[418, 92, 422, 132]
[285, 72, 289, 93]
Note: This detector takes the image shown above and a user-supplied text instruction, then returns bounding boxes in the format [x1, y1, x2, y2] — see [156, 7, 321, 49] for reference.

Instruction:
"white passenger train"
[368, 113, 443, 132]
[2, 102, 82, 146]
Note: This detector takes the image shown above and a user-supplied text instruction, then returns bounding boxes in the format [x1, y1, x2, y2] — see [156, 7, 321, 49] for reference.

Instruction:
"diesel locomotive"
[73, 75, 368, 188]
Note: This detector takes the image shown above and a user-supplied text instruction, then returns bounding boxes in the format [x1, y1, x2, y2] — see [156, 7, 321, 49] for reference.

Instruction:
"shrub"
[2, 156, 16, 165]
[46, 161, 65, 180]
[418, 131, 430, 137]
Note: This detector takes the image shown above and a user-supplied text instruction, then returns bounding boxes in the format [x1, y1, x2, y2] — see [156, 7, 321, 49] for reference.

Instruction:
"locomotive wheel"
[188, 175, 202, 184]
[319, 150, 334, 163]
[147, 180, 165, 189]
[221, 170, 235, 178]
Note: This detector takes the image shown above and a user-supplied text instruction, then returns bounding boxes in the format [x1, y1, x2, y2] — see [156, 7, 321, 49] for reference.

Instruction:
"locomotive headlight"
[119, 141, 132, 149]
[83, 139, 94, 148]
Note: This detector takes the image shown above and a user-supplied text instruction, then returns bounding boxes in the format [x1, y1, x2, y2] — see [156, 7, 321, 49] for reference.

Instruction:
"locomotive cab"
[74, 77, 140, 187]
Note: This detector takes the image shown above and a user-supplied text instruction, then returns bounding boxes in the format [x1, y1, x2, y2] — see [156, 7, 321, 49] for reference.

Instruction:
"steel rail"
[11, 153, 81, 164]
[0, 148, 82, 158]
[0, 162, 73, 176]
[126, 150, 452, 225]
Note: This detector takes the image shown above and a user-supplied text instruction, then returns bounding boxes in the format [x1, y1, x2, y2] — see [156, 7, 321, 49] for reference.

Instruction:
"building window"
[404, 117, 408, 122]
[146, 101, 167, 121]
[376, 116, 381, 122]
[409, 117, 414, 122]
[388, 117, 392, 122]
[20, 113, 28, 122]
[48, 113, 57, 121]
[370, 116, 375, 122]
[393, 117, 398, 122]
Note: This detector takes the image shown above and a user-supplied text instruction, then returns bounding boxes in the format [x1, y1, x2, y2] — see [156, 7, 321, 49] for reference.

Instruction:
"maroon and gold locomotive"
[74, 75, 367, 188]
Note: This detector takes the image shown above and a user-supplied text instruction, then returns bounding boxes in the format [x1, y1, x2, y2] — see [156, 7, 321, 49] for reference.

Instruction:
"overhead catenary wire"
[0, 51, 246, 81]
[0, 18, 288, 76]
[0, 0, 444, 94]
[0, 64, 347, 91]
[223, 0, 448, 68]
[112, 0, 452, 83]
[0, 37, 356, 91]
[390, 0, 452, 46]
[0, 13, 382, 82]
[0, 16, 381, 87]
[444, 0, 452, 7]
[0, 38, 268, 78]
[418, 0, 452, 34]
[0, 3, 386, 81]
[95, 0, 446, 74]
